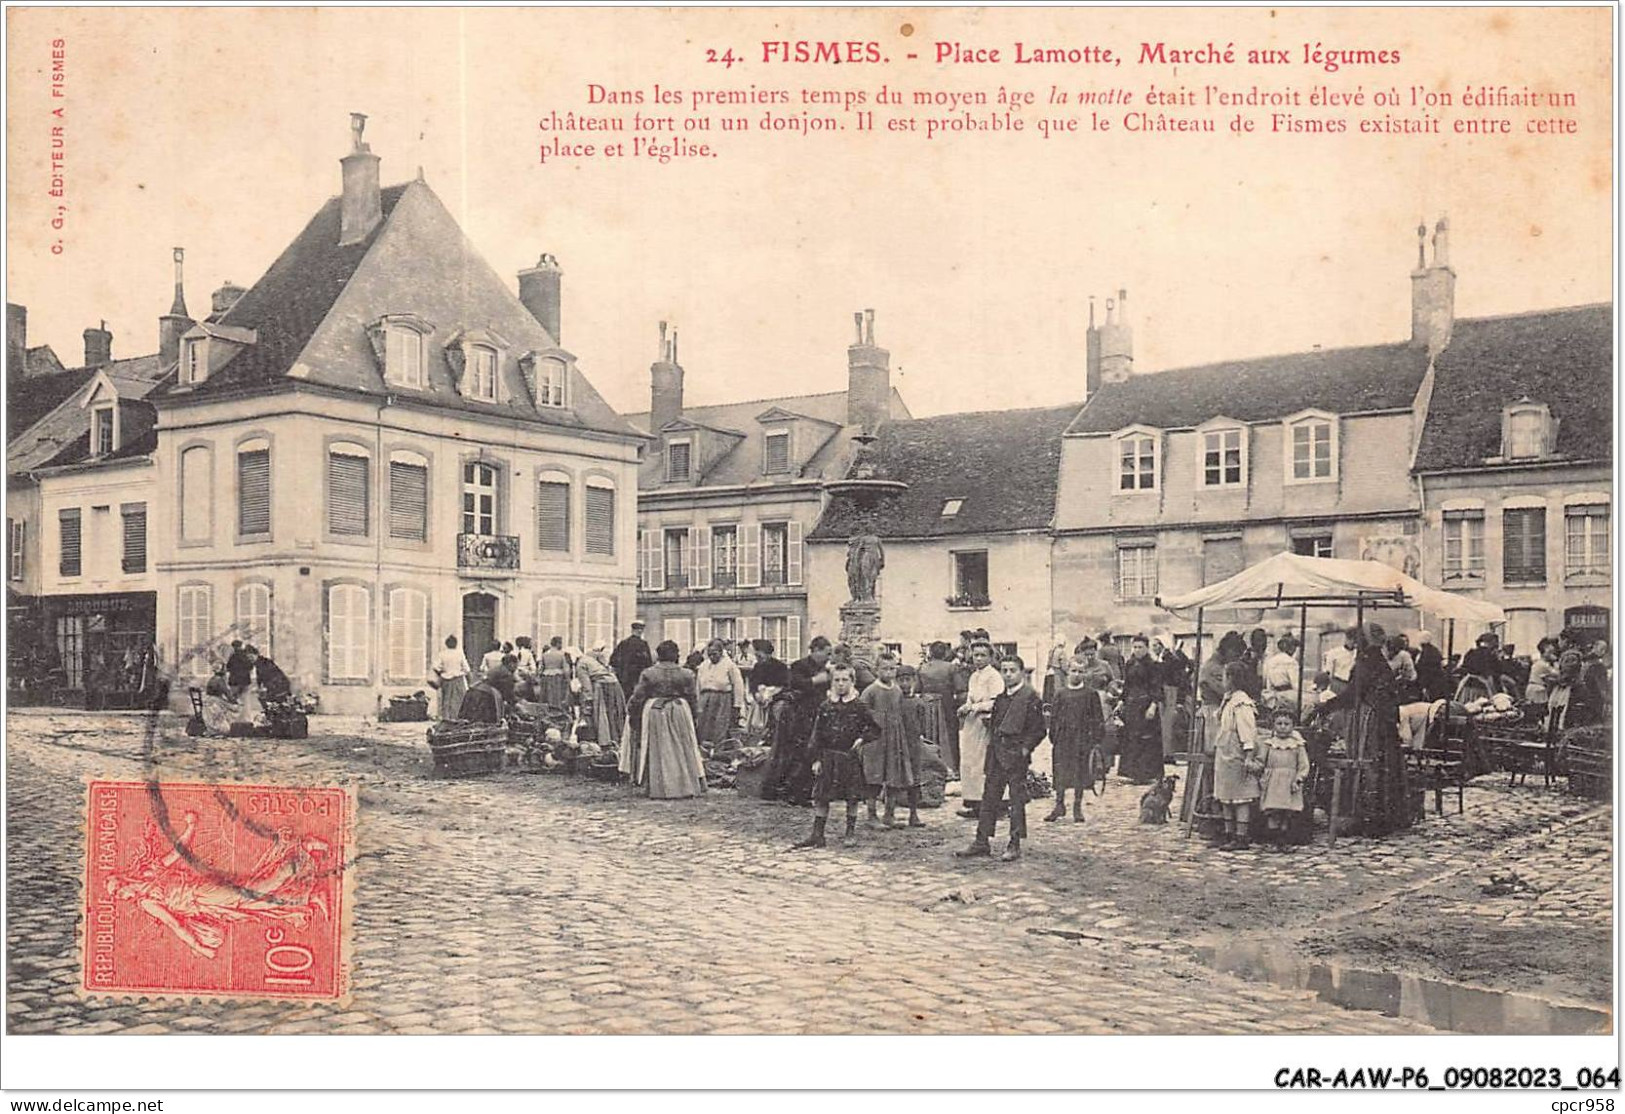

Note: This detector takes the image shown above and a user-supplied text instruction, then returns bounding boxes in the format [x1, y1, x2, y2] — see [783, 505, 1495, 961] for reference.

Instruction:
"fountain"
[823, 427, 909, 669]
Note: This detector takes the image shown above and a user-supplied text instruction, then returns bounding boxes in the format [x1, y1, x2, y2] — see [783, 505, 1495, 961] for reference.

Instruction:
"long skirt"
[1117, 707, 1166, 783]
[590, 676, 626, 746]
[438, 675, 469, 720]
[1343, 701, 1411, 835]
[918, 694, 958, 772]
[958, 712, 991, 803]
[743, 695, 772, 742]
[539, 672, 571, 708]
[638, 697, 706, 800]
[1161, 684, 1183, 758]
[761, 700, 814, 803]
[695, 690, 736, 744]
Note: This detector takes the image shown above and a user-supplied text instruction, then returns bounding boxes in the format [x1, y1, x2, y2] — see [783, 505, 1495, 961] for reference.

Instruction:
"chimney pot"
[339, 114, 383, 246]
[1090, 286, 1134, 389]
[650, 321, 684, 435]
[517, 253, 563, 343]
[211, 282, 247, 317]
[1410, 216, 1456, 356]
[847, 309, 891, 434]
[159, 247, 195, 369]
[82, 322, 113, 367]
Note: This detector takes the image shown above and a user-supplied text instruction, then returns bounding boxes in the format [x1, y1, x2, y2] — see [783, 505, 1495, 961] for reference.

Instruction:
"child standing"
[860, 652, 928, 829]
[791, 663, 881, 850]
[1045, 657, 1104, 823]
[1259, 709, 1312, 850]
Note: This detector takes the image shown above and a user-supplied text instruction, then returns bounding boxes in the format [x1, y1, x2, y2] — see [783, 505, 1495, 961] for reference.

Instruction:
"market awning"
[1156, 551, 1506, 623]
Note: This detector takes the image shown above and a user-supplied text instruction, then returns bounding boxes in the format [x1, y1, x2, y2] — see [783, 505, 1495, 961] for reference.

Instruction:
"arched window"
[180, 445, 213, 543]
[536, 470, 571, 553]
[388, 449, 430, 542]
[327, 442, 371, 538]
[536, 594, 571, 647]
[326, 583, 372, 681]
[177, 583, 214, 677]
[385, 325, 425, 388]
[236, 581, 272, 655]
[584, 478, 616, 556]
[469, 345, 499, 401]
[387, 586, 429, 681]
[583, 597, 616, 651]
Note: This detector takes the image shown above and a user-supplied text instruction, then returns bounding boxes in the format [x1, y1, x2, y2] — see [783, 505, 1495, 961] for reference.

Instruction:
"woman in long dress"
[1046, 656, 1105, 822]
[623, 640, 706, 799]
[1116, 634, 1165, 784]
[915, 641, 960, 774]
[577, 645, 627, 749]
[1308, 623, 1411, 836]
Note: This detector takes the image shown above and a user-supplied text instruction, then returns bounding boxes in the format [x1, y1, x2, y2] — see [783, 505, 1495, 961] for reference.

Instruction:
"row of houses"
[6, 121, 1613, 715]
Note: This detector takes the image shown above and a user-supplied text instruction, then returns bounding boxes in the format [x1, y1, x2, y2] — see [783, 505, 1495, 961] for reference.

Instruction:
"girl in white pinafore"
[956, 647, 1004, 817]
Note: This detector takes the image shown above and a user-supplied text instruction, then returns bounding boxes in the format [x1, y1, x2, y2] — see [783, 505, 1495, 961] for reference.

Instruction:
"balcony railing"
[761, 567, 786, 587]
[664, 570, 689, 590]
[713, 571, 738, 590]
[457, 533, 521, 571]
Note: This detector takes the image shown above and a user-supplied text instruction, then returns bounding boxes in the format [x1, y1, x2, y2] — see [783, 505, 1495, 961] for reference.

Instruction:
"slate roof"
[809, 403, 1081, 540]
[8, 354, 167, 473]
[150, 184, 409, 400]
[1067, 341, 1430, 434]
[1413, 303, 1613, 472]
[630, 387, 910, 489]
[7, 366, 95, 440]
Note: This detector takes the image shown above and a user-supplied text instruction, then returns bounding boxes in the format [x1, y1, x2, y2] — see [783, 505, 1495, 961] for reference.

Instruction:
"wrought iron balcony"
[457, 533, 521, 572]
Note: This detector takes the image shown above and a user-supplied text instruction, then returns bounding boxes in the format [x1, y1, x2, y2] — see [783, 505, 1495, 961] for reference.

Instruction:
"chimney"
[1410, 216, 1456, 358]
[339, 112, 382, 247]
[649, 321, 684, 435]
[158, 247, 195, 369]
[211, 281, 247, 317]
[518, 254, 563, 343]
[846, 308, 891, 434]
[82, 321, 112, 367]
[7, 303, 26, 377]
[1086, 287, 1134, 391]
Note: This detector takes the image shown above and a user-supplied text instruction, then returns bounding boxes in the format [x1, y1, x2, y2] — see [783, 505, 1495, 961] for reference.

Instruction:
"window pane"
[1502, 507, 1547, 583]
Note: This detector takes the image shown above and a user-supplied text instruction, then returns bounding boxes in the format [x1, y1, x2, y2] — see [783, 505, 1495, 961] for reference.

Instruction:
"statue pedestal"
[838, 600, 883, 670]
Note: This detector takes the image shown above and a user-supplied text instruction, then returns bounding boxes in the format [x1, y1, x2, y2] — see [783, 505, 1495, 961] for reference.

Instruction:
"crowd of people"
[424, 614, 1612, 860]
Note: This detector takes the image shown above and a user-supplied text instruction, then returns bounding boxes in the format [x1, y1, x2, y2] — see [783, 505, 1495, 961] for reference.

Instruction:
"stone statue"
[846, 532, 884, 602]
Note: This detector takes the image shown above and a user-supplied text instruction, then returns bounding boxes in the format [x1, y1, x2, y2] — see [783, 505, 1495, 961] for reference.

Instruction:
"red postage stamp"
[82, 780, 354, 1002]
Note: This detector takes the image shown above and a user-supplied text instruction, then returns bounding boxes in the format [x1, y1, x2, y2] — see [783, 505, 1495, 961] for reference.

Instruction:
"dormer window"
[537, 358, 566, 408]
[385, 325, 425, 388]
[1284, 411, 1338, 484]
[1503, 400, 1555, 460]
[666, 439, 692, 482]
[469, 346, 498, 401]
[941, 498, 964, 518]
[1199, 425, 1245, 488]
[764, 429, 791, 475]
[92, 404, 116, 456]
[1116, 428, 1158, 492]
[181, 337, 208, 385]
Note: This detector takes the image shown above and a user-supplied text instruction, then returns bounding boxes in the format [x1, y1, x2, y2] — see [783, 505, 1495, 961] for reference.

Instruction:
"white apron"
[959, 711, 991, 802]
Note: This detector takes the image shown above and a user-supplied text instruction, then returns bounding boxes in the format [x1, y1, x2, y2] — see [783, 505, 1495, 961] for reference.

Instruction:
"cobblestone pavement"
[6, 711, 1609, 1036]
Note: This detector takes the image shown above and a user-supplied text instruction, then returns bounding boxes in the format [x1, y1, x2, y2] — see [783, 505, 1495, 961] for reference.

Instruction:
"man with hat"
[610, 619, 654, 698]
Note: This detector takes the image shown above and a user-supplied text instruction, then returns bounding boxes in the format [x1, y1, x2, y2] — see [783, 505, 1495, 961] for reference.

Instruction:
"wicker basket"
[427, 722, 508, 777]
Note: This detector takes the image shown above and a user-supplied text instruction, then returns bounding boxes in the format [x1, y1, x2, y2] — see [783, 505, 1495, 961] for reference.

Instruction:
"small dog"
[1139, 775, 1179, 824]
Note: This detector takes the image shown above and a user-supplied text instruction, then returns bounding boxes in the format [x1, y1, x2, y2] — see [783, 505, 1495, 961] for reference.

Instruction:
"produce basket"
[427, 721, 509, 777]
[382, 693, 431, 722]
[1561, 725, 1610, 800]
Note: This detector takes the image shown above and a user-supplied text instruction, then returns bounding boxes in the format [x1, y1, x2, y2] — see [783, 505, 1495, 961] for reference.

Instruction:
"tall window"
[666, 440, 691, 482]
[1201, 428, 1243, 487]
[7, 518, 23, 581]
[583, 598, 616, 651]
[764, 430, 790, 475]
[121, 504, 147, 574]
[1506, 408, 1548, 460]
[1118, 434, 1156, 491]
[385, 325, 425, 388]
[328, 446, 370, 537]
[236, 582, 271, 655]
[1290, 419, 1334, 481]
[664, 528, 690, 588]
[711, 616, 738, 644]
[1503, 507, 1547, 586]
[58, 508, 81, 577]
[327, 584, 371, 681]
[663, 618, 694, 654]
[177, 584, 213, 677]
[1292, 534, 1334, 560]
[387, 587, 428, 681]
[761, 523, 788, 586]
[762, 615, 800, 662]
[1442, 510, 1486, 579]
[536, 595, 571, 647]
[537, 360, 566, 408]
[1116, 543, 1157, 601]
[237, 445, 271, 536]
[584, 482, 615, 556]
[1566, 506, 1609, 576]
[952, 550, 990, 604]
[181, 338, 207, 385]
[180, 445, 212, 542]
[536, 474, 571, 553]
[93, 406, 115, 456]
[389, 453, 429, 542]
[462, 462, 498, 536]
[712, 525, 739, 587]
[56, 615, 84, 688]
[469, 346, 498, 401]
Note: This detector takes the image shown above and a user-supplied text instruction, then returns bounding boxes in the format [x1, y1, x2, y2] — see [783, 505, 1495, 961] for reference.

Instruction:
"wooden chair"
[1405, 715, 1468, 816]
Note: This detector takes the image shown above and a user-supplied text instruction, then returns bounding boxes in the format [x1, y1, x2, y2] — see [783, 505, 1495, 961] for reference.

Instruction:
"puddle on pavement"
[1195, 940, 1610, 1035]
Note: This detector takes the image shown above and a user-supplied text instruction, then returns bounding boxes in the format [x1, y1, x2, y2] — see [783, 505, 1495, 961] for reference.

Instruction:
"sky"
[5, 7, 1613, 418]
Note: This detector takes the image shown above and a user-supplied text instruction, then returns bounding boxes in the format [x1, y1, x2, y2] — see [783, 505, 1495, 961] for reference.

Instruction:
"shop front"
[28, 591, 163, 708]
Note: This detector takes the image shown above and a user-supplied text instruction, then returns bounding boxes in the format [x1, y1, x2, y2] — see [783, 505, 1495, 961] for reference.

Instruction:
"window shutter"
[238, 449, 271, 535]
[536, 480, 570, 553]
[784, 616, 802, 662]
[635, 529, 646, 587]
[787, 521, 803, 586]
[236, 583, 271, 656]
[644, 527, 664, 590]
[694, 617, 713, 646]
[691, 526, 712, 589]
[537, 595, 570, 646]
[59, 509, 81, 577]
[739, 523, 761, 587]
[328, 453, 370, 536]
[1503, 508, 1547, 582]
[121, 504, 147, 574]
[328, 584, 371, 680]
[741, 616, 762, 642]
[666, 618, 693, 654]
[388, 462, 428, 541]
[10, 519, 24, 581]
[585, 485, 615, 555]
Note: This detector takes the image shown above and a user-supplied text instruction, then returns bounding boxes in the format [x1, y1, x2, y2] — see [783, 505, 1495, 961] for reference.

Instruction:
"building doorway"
[462, 592, 498, 665]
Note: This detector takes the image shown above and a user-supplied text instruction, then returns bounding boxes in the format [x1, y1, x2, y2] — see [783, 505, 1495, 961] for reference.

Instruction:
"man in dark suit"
[957, 655, 1048, 862]
[609, 620, 653, 697]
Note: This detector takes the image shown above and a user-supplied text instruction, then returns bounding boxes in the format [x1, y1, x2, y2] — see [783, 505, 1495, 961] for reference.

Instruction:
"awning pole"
[1182, 607, 1206, 839]
[1296, 604, 1308, 719]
